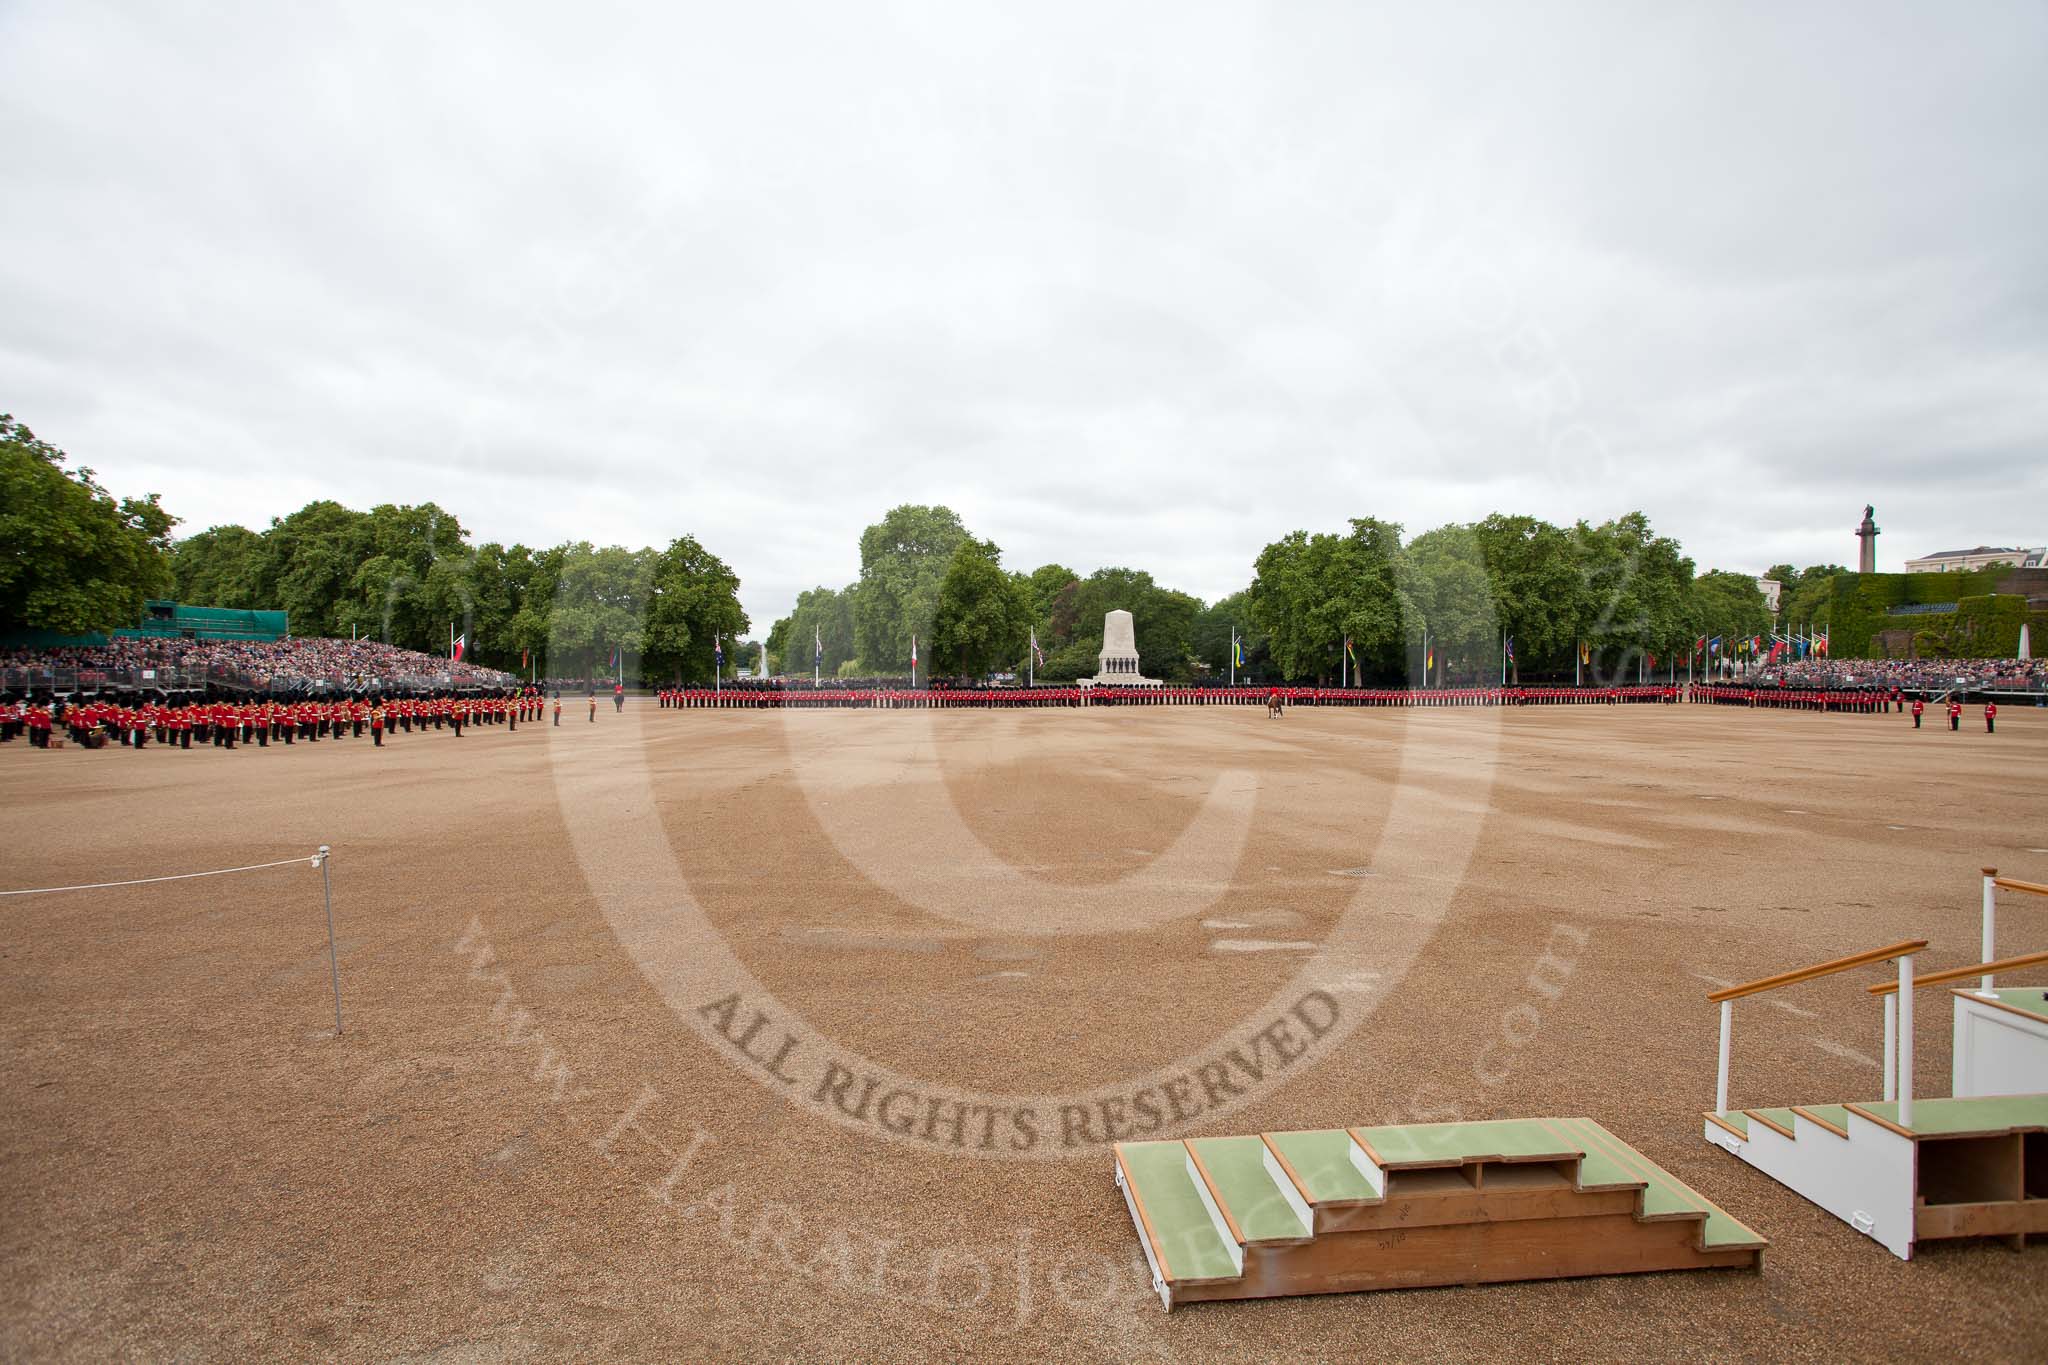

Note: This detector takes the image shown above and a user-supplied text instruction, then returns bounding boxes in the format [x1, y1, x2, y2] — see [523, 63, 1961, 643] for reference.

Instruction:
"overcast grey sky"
[4, 1, 2043, 631]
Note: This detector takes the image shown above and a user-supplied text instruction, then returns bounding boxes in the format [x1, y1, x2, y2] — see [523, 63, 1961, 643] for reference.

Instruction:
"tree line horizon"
[8, 412, 1843, 684]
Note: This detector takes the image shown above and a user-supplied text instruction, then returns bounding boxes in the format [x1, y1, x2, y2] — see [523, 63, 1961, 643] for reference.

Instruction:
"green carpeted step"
[1186, 1136, 1311, 1243]
[1116, 1141, 1241, 1284]
[1848, 1094, 2048, 1138]
[1263, 1128, 1380, 1204]
[1352, 1117, 1582, 1170]
[1552, 1117, 1765, 1251]
[1792, 1104, 1850, 1136]
[1747, 1108, 1799, 1137]
[1990, 987, 2048, 1022]
[1707, 1110, 1749, 1137]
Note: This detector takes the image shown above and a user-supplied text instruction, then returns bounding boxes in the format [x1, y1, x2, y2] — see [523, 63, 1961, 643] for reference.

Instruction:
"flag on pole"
[1709, 636, 1722, 655]
[1344, 635, 1356, 664]
[1425, 644, 1434, 673]
[1029, 630, 1045, 668]
[1578, 641, 1591, 665]
[713, 635, 722, 667]
[451, 633, 466, 662]
[520, 648, 528, 668]
[1232, 635, 1244, 668]
[814, 624, 823, 668]
[1505, 636, 1516, 663]
[911, 635, 918, 670]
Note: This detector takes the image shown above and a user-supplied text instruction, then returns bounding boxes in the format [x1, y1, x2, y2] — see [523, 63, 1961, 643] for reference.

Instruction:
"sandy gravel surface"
[2, 702, 2044, 1362]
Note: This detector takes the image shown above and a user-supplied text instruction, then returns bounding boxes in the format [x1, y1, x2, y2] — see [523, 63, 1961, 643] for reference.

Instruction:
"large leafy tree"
[1404, 525, 1497, 684]
[1689, 569, 1772, 649]
[171, 525, 266, 607]
[1248, 519, 1412, 682]
[1, 414, 177, 634]
[853, 504, 969, 671]
[770, 584, 859, 680]
[1570, 512, 1694, 671]
[643, 534, 748, 682]
[931, 538, 1031, 678]
[252, 500, 369, 639]
[547, 543, 656, 676]
[1470, 513, 1584, 671]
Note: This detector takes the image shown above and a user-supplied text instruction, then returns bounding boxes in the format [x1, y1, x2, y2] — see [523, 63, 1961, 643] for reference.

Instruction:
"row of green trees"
[5, 413, 1774, 683]
[1243, 512, 1772, 684]
[762, 505, 1217, 682]
[168, 503, 750, 679]
[766, 506, 1774, 684]
[1, 415, 176, 634]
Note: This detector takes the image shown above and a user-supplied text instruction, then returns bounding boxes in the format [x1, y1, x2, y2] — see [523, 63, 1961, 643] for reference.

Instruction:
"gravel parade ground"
[3, 702, 2044, 1361]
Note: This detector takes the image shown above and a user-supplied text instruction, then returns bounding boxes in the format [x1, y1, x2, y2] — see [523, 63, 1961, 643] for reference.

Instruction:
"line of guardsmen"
[0, 690, 556, 752]
[654, 684, 1687, 709]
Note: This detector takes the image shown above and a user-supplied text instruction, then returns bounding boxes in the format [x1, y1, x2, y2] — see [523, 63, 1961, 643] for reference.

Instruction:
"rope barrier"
[0, 854, 320, 897]
[0, 844, 344, 1034]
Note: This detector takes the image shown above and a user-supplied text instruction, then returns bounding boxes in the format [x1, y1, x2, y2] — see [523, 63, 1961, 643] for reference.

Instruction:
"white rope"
[0, 854, 320, 897]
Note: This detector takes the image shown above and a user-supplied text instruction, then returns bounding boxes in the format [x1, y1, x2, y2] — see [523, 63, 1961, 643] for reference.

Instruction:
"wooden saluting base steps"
[1113, 1117, 1764, 1310]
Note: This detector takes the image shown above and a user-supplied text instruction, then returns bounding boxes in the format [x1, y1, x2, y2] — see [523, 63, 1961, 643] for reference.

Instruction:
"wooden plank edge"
[1744, 1110, 1796, 1140]
[1256, 1133, 1377, 1215]
[1113, 1146, 1175, 1284]
[1706, 938, 1929, 1003]
[1182, 1142, 1248, 1248]
[1703, 1112, 1749, 1142]
[1789, 1106, 1849, 1139]
[1843, 1103, 1915, 1139]
[1953, 990, 2048, 1026]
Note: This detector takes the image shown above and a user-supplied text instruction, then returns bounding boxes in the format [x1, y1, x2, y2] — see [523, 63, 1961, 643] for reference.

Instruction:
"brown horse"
[1266, 691, 1283, 719]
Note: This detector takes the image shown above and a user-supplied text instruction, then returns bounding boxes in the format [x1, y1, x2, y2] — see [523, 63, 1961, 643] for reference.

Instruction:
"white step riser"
[1114, 1162, 1174, 1311]
[1185, 1153, 1246, 1274]
[1952, 994, 2048, 1098]
[1261, 1146, 1316, 1231]
[1704, 1114, 1914, 1259]
[1345, 1135, 1387, 1196]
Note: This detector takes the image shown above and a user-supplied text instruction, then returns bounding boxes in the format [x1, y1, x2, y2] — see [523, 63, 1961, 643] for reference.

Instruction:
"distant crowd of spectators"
[1758, 657, 2047, 693]
[1, 637, 517, 696]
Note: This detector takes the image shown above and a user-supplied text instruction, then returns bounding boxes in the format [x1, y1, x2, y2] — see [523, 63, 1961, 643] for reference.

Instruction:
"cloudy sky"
[4, 1, 2043, 630]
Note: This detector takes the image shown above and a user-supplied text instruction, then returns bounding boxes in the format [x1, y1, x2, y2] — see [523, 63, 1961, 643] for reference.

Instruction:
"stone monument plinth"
[1081, 608, 1161, 686]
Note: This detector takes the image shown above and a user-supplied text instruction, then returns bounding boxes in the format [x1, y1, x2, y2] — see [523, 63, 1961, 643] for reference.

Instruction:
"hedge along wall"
[1821, 568, 2048, 659]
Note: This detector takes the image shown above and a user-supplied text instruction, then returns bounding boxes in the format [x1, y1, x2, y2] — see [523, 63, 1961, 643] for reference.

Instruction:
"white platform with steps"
[1704, 870, 2048, 1259]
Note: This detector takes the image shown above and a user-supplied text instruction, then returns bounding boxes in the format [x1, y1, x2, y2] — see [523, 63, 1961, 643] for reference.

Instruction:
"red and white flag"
[451, 633, 466, 662]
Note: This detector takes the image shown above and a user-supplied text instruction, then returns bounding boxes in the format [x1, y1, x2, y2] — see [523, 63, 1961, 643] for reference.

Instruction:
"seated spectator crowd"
[1, 637, 518, 697]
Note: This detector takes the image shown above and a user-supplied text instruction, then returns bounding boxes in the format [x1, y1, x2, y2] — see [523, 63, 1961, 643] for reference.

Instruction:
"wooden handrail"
[1866, 948, 2048, 995]
[1993, 876, 2048, 898]
[1706, 939, 1928, 1002]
